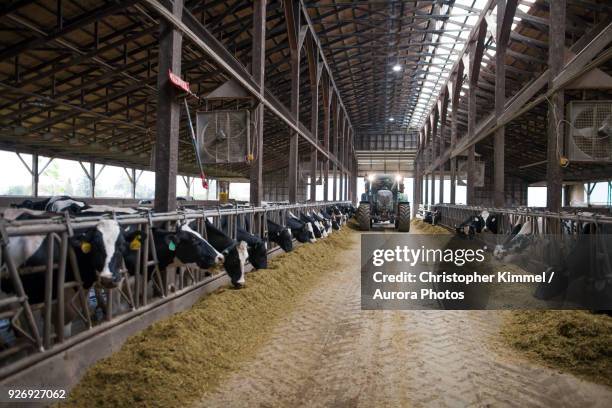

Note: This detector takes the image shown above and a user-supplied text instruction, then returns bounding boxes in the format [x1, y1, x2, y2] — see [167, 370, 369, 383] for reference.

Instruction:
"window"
[0, 151, 32, 195]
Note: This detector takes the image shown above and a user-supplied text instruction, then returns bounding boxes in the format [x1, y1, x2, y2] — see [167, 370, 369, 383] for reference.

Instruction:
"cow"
[287, 213, 316, 243]
[324, 207, 342, 230]
[266, 219, 293, 252]
[1, 220, 140, 333]
[13, 195, 86, 214]
[12, 196, 140, 216]
[220, 217, 269, 270]
[203, 220, 249, 288]
[455, 214, 485, 238]
[493, 222, 533, 260]
[423, 209, 441, 225]
[300, 212, 325, 238]
[312, 211, 332, 234]
[236, 227, 267, 270]
[454, 210, 499, 237]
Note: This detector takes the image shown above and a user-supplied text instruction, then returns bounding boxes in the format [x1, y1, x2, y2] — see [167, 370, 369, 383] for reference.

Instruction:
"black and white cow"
[266, 219, 293, 252]
[203, 220, 249, 288]
[300, 212, 325, 238]
[423, 209, 441, 225]
[493, 222, 535, 260]
[13, 196, 140, 217]
[455, 211, 498, 237]
[287, 213, 316, 243]
[236, 227, 267, 270]
[13, 195, 86, 214]
[312, 211, 332, 235]
[219, 216, 268, 270]
[2, 220, 136, 305]
[324, 207, 342, 230]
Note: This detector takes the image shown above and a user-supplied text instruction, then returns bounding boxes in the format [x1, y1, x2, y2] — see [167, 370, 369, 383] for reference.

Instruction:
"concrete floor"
[196, 230, 612, 408]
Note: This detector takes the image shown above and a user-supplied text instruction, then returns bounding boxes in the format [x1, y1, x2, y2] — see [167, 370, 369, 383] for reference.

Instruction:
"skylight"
[405, 0, 535, 130]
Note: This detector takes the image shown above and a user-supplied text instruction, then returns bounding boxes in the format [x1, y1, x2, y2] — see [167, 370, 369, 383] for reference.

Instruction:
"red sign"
[168, 69, 192, 94]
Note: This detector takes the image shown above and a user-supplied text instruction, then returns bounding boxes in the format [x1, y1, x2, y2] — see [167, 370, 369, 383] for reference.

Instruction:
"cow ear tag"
[168, 241, 176, 251]
[130, 238, 141, 251]
[81, 242, 92, 253]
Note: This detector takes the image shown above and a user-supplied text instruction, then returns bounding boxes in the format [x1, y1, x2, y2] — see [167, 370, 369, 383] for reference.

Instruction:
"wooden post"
[89, 161, 96, 198]
[306, 37, 320, 202]
[154, 0, 183, 212]
[439, 94, 448, 204]
[322, 81, 331, 202]
[285, 1, 301, 203]
[429, 113, 436, 205]
[494, 0, 519, 207]
[332, 102, 339, 201]
[250, 0, 266, 206]
[32, 153, 39, 197]
[547, 0, 565, 213]
[466, 20, 487, 205]
[449, 65, 463, 205]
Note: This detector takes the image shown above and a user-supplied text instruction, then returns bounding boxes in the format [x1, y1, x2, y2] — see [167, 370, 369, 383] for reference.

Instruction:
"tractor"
[357, 174, 410, 231]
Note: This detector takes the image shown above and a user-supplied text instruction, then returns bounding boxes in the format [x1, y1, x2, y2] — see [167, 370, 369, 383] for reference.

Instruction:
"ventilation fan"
[457, 159, 484, 187]
[565, 101, 612, 162]
[196, 110, 250, 164]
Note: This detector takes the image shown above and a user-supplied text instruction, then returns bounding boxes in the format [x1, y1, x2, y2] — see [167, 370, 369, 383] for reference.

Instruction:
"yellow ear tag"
[130, 238, 141, 251]
[81, 242, 92, 253]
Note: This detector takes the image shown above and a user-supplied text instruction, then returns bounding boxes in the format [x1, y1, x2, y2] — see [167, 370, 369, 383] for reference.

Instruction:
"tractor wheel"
[357, 203, 371, 231]
[397, 203, 410, 232]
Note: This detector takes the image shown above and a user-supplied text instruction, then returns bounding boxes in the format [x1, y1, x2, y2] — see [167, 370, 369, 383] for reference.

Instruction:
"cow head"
[165, 223, 224, 269]
[71, 220, 127, 288]
[248, 239, 268, 270]
[269, 227, 293, 252]
[223, 241, 249, 288]
[493, 244, 507, 260]
[304, 222, 316, 243]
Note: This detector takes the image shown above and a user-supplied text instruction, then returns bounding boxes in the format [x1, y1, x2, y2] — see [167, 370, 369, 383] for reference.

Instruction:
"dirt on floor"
[500, 310, 612, 387]
[196, 224, 612, 408]
[62, 228, 355, 408]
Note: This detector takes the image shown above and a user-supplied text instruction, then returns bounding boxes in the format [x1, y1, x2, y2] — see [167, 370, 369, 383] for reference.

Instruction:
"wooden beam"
[286, 0, 300, 203]
[249, 0, 266, 206]
[494, 0, 518, 207]
[306, 35, 319, 202]
[547, 0, 565, 213]
[154, 0, 183, 212]
[467, 19, 487, 205]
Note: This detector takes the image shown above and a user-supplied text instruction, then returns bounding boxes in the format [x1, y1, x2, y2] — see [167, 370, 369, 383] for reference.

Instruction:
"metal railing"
[0, 201, 349, 378]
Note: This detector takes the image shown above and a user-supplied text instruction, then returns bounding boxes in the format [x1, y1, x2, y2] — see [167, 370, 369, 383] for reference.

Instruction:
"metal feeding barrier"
[0, 201, 350, 379]
[425, 204, 612, 296]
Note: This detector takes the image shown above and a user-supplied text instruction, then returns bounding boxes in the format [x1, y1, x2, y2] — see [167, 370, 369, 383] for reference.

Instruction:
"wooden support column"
[306, 36, 320, 202]
[449, 65, 463, 204]
[89, 162, 96, 197]
[438, 92, 448, 204]
[154, 0, 183, 212]
[412, 159, 420, 218]
[285, 0, 301, 203]
[250, 0, 266, 206]
[547, 0, 565, 213]
[332, 102, 340, 201]
[32, 153, 39, 197]
[494, 0, 518, 207]
[424, 173, 429, 206]
[466, 20, 487, 205]
[430, 112, 437, 205]
[322, 80, 331, 202]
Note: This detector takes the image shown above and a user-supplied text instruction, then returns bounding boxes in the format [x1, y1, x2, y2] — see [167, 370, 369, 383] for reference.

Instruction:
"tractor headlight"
[395, 174, 402, 182]
[367, 174, 375, 182]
